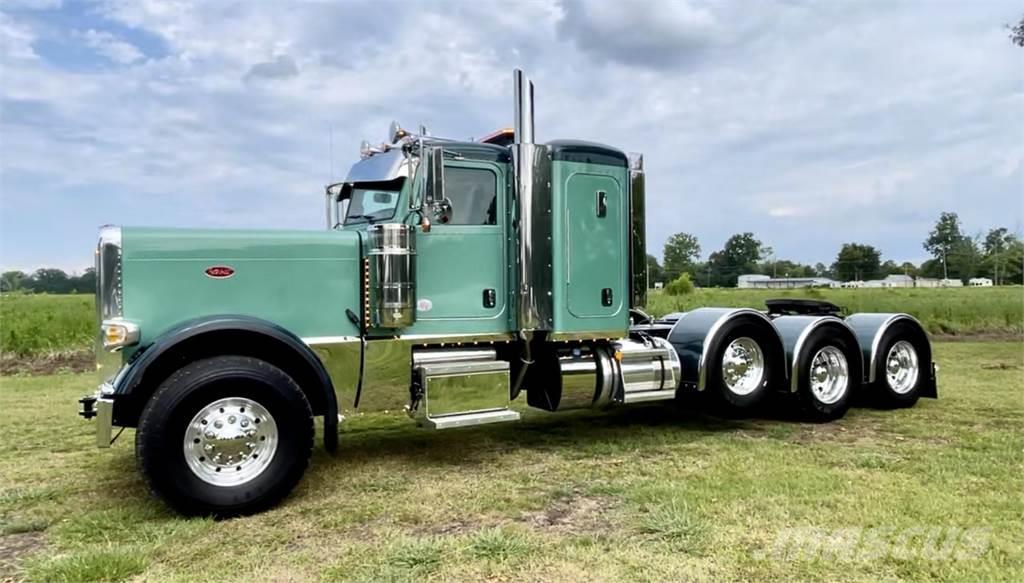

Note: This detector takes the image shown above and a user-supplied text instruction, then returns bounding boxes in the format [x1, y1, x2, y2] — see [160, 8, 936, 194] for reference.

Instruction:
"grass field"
[0, 295, 93, 357]
[1, 288, 1021, 360]
[0, 341, 1021, 582]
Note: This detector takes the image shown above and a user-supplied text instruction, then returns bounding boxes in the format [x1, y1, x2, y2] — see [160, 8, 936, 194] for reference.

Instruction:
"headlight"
[101, 319, 140, 351]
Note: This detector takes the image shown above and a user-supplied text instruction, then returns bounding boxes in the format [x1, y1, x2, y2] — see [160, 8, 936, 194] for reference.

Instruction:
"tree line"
[651, 211, 1024, 288]
[1, 268, 96, 294]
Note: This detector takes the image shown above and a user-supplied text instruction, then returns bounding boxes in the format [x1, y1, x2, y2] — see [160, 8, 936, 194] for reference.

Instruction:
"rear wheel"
[705, 321, 780, 414]
[136, 355, 314, 517]
[871, 323, 925, 408]
[795, 329, 858, 421]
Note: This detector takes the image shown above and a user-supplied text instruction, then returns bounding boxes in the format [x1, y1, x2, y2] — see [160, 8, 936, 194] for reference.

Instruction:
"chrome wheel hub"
[809, 346, 849, 405]
[721, 337, 765, 396]
[885, 341, 919, 394]
[183, 397, 278, 487]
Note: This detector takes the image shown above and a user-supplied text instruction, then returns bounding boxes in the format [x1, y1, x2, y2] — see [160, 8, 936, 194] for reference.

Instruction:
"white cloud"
[1, 0, 1022, 272]
[78, 28, 144, 64]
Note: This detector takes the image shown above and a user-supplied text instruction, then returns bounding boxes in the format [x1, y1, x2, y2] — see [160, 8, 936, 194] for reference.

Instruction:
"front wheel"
[136, 355, 314, 517]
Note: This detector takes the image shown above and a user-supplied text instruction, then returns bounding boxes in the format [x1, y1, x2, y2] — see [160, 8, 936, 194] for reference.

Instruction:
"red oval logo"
[204, 266, 235, 279]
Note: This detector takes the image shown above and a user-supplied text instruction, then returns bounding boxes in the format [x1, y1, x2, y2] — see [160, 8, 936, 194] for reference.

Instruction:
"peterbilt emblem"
[204, 266, 235, 279]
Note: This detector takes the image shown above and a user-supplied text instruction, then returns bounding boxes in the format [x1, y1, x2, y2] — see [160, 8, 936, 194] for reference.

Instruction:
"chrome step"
[425, 408, 521, 430]
[621, 389, 677, 404]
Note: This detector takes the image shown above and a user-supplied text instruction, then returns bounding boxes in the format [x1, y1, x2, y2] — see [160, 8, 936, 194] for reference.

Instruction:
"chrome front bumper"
[78, 389, 114, 448]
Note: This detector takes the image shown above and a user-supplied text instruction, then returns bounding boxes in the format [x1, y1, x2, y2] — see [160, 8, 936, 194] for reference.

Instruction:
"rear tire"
[704, 321, 780, 414]
[136, 355, 314, 517]
[795, 329, 858, 422]
[870, 322, 925, 409]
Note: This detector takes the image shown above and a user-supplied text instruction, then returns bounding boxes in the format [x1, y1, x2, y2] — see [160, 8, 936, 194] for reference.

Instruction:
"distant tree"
[29, 268, 72, 294]
[662, 232, 701, 282]
[1000, 238, 1024, 284]
[708, 232, 764, 287]
[646, 254, 664, 285]
[813, 262, 831, 278]
[879, 260, 902, 276]
[833, 243, 882, 281]
[899, 262, 919, 277]
[923, 212, 967, 280]
[1, 270, 28, 292]
[1009, 15, 1024, 47]
[766, 259, 815, 278]
[981, 228, 1016, 285]
[71, 268, 97, 293]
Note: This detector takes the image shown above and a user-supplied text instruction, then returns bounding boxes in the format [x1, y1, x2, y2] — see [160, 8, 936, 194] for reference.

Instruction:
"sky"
[1, 0, 1022, 274]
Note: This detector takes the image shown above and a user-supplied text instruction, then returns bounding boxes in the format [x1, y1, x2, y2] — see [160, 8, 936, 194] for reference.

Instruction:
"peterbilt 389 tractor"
[79, 70, 936, 516]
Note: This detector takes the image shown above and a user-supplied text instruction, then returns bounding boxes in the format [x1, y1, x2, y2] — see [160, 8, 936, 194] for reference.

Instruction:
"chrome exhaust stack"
[511, 69, 553, 332]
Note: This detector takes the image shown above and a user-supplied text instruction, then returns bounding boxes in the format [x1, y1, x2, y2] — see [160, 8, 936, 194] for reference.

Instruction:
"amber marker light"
[101, 319, 140, 351]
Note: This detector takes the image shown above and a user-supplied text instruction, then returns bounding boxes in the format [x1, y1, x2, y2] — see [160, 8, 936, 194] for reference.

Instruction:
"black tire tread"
[136, 355, 313, 517]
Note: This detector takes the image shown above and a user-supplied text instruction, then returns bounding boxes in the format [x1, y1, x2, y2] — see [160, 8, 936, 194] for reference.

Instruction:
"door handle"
[596, 190, 607, 218]
[483, 288, 496, 308]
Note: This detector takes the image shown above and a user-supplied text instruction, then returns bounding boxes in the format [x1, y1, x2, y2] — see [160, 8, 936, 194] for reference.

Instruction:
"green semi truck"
[78, 70, 936, 516]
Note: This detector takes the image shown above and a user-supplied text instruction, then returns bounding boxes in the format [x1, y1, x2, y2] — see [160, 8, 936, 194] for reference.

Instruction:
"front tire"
[136, 355, 313, 517]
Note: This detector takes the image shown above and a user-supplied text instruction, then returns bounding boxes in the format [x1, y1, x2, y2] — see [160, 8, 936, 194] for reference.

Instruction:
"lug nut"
[214, 420, 223, 429]
[240, 419, 249, 428]
[228, 415, 236, 424]
[205, 431, 215, 439]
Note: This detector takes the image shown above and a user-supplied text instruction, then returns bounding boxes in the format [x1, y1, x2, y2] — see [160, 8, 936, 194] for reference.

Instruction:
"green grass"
[646, 287, 1024, 336]
[0, 294, 93, 357]
[1, 341, 1021, 581]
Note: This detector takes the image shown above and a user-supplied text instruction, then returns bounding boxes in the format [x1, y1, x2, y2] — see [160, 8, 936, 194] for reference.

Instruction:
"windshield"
[343, 179, 403, 225]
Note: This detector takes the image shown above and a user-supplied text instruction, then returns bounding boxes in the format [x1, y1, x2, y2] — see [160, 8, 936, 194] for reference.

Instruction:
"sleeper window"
[443, 167, 498, 225]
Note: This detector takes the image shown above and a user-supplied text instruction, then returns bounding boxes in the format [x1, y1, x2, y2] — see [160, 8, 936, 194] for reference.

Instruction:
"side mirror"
[422, 145, 445, 206]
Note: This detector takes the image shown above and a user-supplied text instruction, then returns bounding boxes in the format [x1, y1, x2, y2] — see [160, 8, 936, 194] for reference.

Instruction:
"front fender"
[114, 315, 340, 452]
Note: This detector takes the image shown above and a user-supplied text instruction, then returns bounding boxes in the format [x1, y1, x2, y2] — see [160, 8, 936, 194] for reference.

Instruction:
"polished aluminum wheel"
[809, 346, 849, 405]
[183, 397, 278, 487]
[721, 337, 765, 396]
[885, 341, 919, 394]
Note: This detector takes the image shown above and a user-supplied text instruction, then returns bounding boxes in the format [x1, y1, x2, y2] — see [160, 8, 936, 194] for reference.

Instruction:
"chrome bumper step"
[425, 408, 521, 430]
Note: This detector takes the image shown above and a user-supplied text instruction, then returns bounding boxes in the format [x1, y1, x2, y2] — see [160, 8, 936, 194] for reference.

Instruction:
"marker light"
[101, 319, 140, 351]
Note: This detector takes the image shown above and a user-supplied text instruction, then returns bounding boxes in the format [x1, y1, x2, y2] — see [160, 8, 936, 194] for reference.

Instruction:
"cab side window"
[443, 166, 498, 225]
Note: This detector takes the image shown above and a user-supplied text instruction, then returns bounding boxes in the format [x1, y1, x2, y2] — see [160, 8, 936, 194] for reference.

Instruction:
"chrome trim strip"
[549, 331, 622, 342]
[697, 309, 784, 391]
[867, 314, 922, 383]
[789, 316, 846, 393]
[399, 332, 516, 344]
[302, 336, 360, 346]
[96, 225, 123, 320]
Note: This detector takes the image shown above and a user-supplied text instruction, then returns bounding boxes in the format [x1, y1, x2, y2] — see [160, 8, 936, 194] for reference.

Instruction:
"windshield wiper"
[344, 214, 377, 224]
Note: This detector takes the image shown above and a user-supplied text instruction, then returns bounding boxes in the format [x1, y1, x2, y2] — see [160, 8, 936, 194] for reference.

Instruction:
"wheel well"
[872, 318, 932, 382]
[796, 321, 865, 389]
[701, 313, 787, 390]
[115, 329, 329, 426]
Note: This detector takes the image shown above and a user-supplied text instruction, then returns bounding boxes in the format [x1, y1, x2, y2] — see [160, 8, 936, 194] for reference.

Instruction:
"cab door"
[413, 161, 508, 334]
